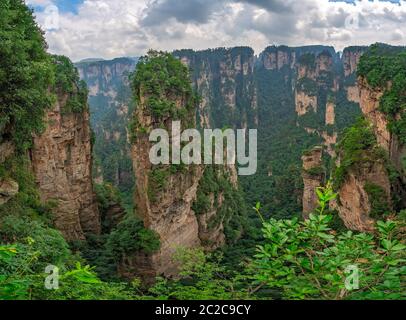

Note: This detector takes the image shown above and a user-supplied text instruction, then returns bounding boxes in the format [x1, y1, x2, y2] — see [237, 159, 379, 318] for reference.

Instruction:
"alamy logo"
[148, 121, 257, 176]
[45, 265, 59, 290]
[44, 5, 60, 31]
[344, 265, 359, 291]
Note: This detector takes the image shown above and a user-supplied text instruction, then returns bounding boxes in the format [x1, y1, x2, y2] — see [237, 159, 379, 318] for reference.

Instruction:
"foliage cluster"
[0, 0, 54, 151]
[334, 118, 385, 188]
[132, 50, 197, 121]
[53, 55, 88, 113]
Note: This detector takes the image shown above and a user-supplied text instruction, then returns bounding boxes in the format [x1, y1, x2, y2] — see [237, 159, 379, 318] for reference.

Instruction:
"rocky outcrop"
[358, 79, 391, 151]
[76, 58, 137, 99]
[132, 130, 204, 276]
[295, 91, 317, 116]
[129, 53, 246, 278]
[335, 74, 406, 232]
[261, 47, 295, 70]
[358, 78, 406, 182]
[174, 47, 257, 128]
[31, 94, 101, 241]
[302, 147, 325, 219]
[337, 162, 391, 232]
[325, 102, 336, 125]
[322, 132, 338, 158]
[358, 77, 406, 200]
[343, 47, 365, 77]
[0, 142, 14, 164]
[295, 51, 336, 117]
[0, 178, 19, 206]
[346, 85, 360, 103]
[130, 56, 205, 276]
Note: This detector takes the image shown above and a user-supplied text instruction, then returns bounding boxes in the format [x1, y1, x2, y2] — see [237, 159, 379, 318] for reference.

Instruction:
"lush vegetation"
[0, 1, 89, 151]
[53, 55, 88, 113]
[132, 50, 198, 121]
[333, 118, 383, 188]
[2, 182, 405, 300]
[0, 0, 54, 151]
[1, 1, 405, 301]
[192, 166, 250, 245]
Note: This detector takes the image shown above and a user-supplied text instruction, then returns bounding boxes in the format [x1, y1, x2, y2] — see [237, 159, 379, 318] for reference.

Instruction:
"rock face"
[295, 91, 318, 115]
[322, 131, 338, 158]
[346, 85, 360, 103]
[129, 53, 245, 278]
[294, 51, 335, 117]
[343, 47, 365, 77]
[31, 94, 101, 241]
[261, 47, 295, 70]
[359, 77, 406, 196]
[174, 47, 257, 129]
[358, 79, 391, 151]
[335, 75, 406, 232]
[132, 131, 203, 276]
[302, 147, 325, 219]
[0, 178, 19, 206]
[196, 191, 226, 250]
[358, 77, 406, 180]
[337, 162, 391, 232]
[343, 47, 367, 103]
[0, 142, 14, 164]
[130, 58, 207, 276]
[325, 102, 335, 125]
[76, 58, 137, 99]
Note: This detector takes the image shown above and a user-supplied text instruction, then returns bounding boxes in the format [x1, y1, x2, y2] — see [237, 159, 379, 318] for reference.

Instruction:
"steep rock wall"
[174, 47, 257, 129]
[31, 94, 101, 241]
[358, 79, 391, 151]
[335, 75, 405, 232]
[343, 48, 364, 77]
[358, 77, 406, 202]
[337, 162, 391, 232]
[130, 53, 246, 277]
[295, 91, 318, 115]
[302, 147, 325, 219]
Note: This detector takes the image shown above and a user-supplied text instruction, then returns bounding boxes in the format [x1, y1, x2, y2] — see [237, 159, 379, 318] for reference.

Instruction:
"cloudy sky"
[27, 0, 406, 61]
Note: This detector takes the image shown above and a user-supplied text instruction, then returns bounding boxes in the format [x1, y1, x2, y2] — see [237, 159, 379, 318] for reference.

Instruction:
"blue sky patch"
[30, 0, 85, 14]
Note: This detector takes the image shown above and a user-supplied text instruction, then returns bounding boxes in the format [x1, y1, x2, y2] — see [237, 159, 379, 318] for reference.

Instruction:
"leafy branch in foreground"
[249, 182, 405, 300]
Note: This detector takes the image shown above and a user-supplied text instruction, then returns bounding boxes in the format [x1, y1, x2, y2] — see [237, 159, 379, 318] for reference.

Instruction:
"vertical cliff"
[357, 77, 406, 169]
[302, 147, 325, 219]
[76, 58, 138, 192]
[333, 46, 406, 232]
[174, 47, 257, 129]
[333, 46, 406, 231]
[333, 118, 393, 232]
[128, 52, 246, 277]
[343, 47, 365, 77]
[342, 47, 367, 103]
[336, 162, 391, 232]
[31, 56, 101, 241]
[31, 102, 101, 240]
[0, 53, 101, 241]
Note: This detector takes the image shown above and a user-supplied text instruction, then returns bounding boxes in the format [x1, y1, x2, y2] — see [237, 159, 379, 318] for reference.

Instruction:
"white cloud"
[33, 0, 406, 61]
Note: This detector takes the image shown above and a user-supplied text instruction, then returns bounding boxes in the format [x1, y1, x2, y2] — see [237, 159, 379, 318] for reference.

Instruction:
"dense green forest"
[0, 0, 405, 300]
